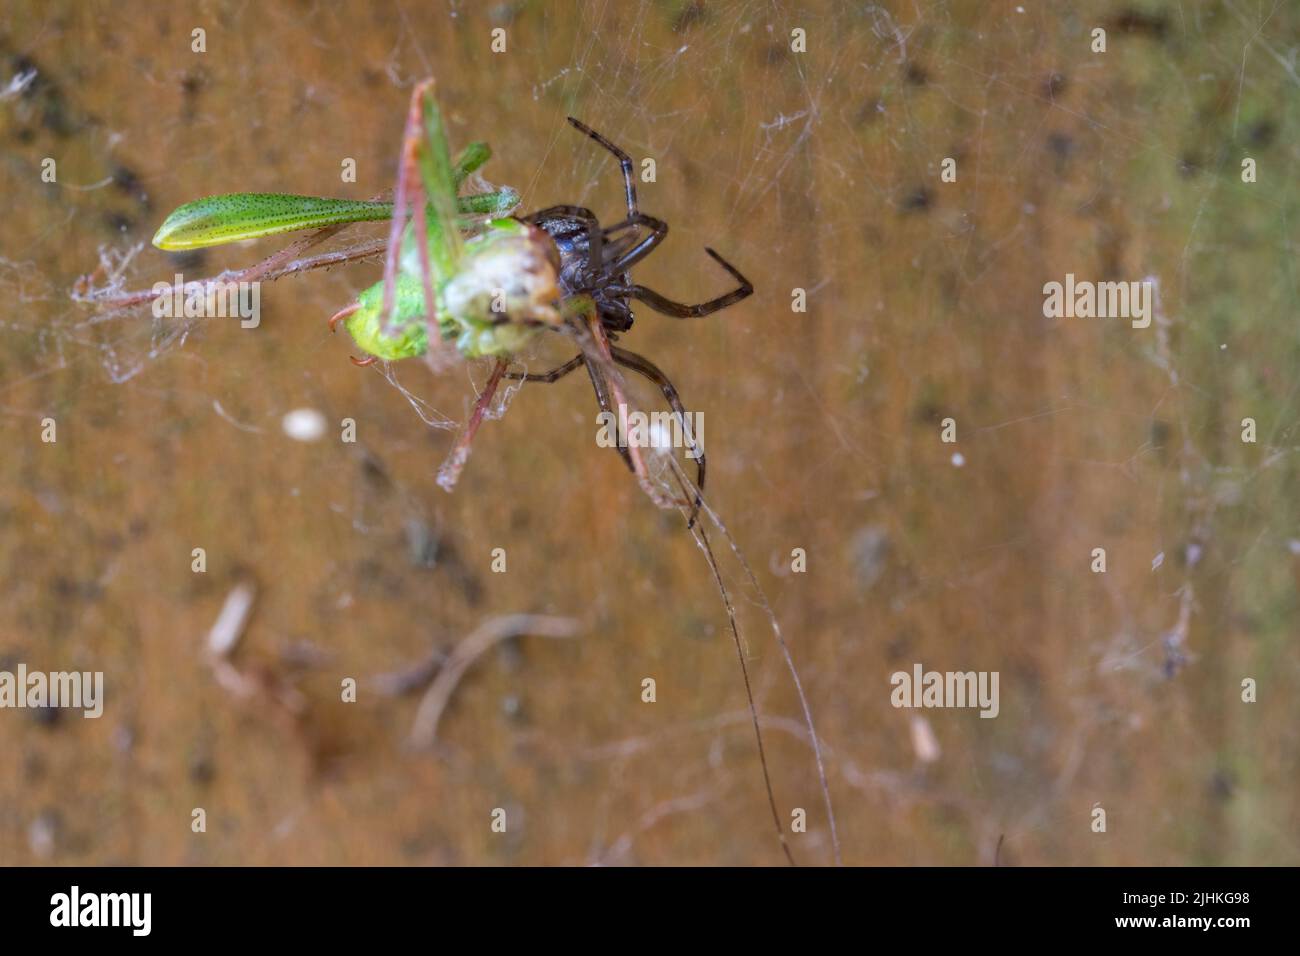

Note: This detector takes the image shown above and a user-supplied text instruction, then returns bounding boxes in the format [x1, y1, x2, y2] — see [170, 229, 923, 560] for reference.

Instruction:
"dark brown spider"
[508, 118, 754, 524]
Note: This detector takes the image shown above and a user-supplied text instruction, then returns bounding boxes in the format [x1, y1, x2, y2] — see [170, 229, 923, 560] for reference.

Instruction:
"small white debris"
[910, 715, 941, 763]
[207, 583, 256, 658]
[951, 452, 966, 467]
[281, 407, 328, 442]
[28, 813, 57, 859]
[1151, 551, 1164, 571]
[1, 68, 37, 101]
[648, 419, 675, 450]
[1288, 539, 1300, 555]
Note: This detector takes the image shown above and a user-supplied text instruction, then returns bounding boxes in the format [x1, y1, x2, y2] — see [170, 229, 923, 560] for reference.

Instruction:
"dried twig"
[407, 614, 581, 749]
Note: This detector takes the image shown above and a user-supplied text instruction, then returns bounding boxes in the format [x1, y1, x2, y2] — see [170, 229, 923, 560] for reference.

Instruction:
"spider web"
[1, 0, 1297, 867]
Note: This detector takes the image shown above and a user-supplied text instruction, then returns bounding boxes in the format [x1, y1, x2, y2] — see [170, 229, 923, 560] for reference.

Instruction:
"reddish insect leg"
[379, 79, 434, 339]
[329, 302, 359, 333]
[436, 357, 510, 492]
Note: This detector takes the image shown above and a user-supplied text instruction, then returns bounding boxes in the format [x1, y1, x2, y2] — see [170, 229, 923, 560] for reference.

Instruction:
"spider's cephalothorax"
[509, 119, 754, 522]
[525, 206, 638, 333]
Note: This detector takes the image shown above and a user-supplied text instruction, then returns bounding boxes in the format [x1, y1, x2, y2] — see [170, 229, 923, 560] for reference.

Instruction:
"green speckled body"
[345, 218, 563, 361]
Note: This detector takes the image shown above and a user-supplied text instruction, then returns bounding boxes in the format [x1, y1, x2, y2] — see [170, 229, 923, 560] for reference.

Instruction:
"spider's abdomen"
[530, 212, 596, 292]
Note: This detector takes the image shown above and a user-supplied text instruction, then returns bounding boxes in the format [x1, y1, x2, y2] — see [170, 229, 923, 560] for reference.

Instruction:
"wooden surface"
[0, 0, 1296, 865]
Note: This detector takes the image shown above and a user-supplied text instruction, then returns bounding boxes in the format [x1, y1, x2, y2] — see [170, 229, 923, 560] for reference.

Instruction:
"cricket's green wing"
[152, 187, 521, 252]
[151, 194, 399, 251]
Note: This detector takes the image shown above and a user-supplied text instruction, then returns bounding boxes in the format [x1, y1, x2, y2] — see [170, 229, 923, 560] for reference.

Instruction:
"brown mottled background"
[0, 0, 1296, 865]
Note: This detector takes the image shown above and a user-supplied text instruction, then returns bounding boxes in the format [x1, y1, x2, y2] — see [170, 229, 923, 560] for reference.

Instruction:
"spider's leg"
[629, 247, 753, 318]
[566, 297, 689, 513]
[582, 354, 634, 472]
[567, 117, 638, 219]
[604, 214, 667, 273]
[436, 357, 510, 492]
[504, 354, 585, 383]
[599, 223, 641, 264]
[610, 345, 705, 528]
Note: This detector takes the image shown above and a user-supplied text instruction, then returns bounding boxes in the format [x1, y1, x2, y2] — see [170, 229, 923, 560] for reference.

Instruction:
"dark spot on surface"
[1046, 131, 1073, 159]
[359, 450, 391, 488]
[1109, 10, 1169, 40]
[42, 99, 75, 137]
[169, 249, 207, 271]
[25, 751, 47, 782]
[1162, 640, 1188, 675]
[189, 755, 216, 785]
[1046, 131, 1074, 174]
[761, 41, 788, 67]
[1208, 769, 1235, 801]
[354, 558, 407, 600]
[103, 211, 135, 235]
[672, 0, 707, 32]
[1246, 119, 1276, 148]
[1045, 72, 1067, 98]
[1178, 155, 1200, 177]
[15, 126, 35, 143]
[428, 537, 483, 606]
[30, 703, 61, 728]
[51, 576, 104, 602]
[904, 61, 928, 86]
[112, 164, 150, 208]
[180, 70, 204, 97]
[855, 97, 884, 125]
[912, 399, 944, 425]
[900, 187, 931, 213]
[1149, 418, 1172, 452]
